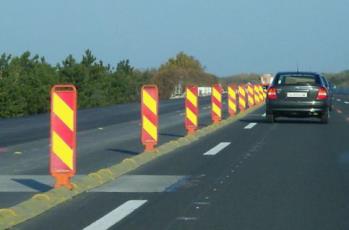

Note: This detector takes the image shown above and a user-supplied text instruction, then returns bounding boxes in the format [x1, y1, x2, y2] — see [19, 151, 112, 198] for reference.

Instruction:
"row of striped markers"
[140, 84, 266, 152]
[49, 83, 265, 189]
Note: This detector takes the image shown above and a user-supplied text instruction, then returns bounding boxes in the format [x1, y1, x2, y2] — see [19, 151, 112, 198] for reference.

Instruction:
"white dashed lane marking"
[203, 142, 231, 156]
[244, 123, 257, 129]
[83, 200, 147, 230]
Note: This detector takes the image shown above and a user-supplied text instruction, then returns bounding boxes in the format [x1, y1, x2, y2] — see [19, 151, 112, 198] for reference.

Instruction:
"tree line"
[324, 70, 349, 87]
[221, 73, 261, 87]
[0, 50, 217, 118]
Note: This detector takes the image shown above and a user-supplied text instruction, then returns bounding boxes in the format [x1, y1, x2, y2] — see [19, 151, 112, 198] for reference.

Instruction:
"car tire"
[320, 109, 329, 124]
[267, 113, 275, 123]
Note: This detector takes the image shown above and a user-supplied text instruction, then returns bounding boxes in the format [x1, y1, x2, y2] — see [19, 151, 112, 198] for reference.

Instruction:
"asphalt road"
[0, 97, 210, 147]
[15, 94, 349, 230]
[0, 96, 228, 208]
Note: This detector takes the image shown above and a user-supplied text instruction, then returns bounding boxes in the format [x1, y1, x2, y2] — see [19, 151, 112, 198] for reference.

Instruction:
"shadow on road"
[107, 148, 140, 155]
[273, 119, 322, 124]
[239, 117, 322, 124]
[159, 133, 184, 138]
[12, 179, 52, 192]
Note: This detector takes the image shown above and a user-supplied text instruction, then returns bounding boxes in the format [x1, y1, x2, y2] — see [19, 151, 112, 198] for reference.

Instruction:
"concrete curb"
[0, 104, 263, 229]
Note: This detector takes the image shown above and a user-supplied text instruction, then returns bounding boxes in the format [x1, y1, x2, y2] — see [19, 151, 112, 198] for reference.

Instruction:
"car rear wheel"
[267, 113, 275, 123]
[320, 109, 329, 124]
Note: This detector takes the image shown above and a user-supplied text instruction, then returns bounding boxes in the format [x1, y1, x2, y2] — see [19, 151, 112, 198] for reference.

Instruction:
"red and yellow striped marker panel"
[228, 84, 237, 116]
[141, 85, 158, 151]
[247, 83, 255, 108]
[258, 85, 264, 102]
[211, 84, 223, 124]
[263, 87, 267, 100]
[238, 85, 247, 112]
[50, 85, 77, 190]
[185, 86, 199, 134]
[254, 84, 260, 105]
[263, 88, 267, 100]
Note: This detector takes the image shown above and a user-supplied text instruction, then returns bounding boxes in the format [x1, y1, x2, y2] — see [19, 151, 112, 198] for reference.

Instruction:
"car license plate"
[287, 92, 307, 98]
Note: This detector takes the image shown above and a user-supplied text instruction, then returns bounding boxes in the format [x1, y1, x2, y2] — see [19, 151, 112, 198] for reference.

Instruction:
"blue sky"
[0, 0, 348, 76]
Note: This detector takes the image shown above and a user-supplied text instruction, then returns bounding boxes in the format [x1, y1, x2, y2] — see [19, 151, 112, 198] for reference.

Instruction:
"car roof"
[276, 71, 320, 76]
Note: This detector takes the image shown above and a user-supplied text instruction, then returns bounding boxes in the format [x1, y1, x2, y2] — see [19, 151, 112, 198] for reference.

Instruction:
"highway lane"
[0, 96, 229, 208]
[0, 97, 211, 147]
[0, 96, 216, 175]
[16, 96, 349, 230]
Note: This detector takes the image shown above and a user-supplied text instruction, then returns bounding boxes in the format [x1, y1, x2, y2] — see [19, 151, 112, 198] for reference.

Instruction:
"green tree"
[153, 52, 217, 99]
[0, 52, 58, 117]
[0, 50, 218, 118]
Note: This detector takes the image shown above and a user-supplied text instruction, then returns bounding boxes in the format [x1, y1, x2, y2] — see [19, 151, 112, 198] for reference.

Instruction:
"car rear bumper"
[266, 100, 329, 115]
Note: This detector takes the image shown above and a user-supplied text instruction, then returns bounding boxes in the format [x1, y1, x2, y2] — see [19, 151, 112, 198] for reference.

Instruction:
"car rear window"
[275, 74, 321, 86]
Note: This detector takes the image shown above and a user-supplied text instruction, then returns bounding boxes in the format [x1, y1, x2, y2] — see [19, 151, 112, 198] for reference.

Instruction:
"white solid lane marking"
[83, 200, 147, 230]
[244, 123, 257, 129]
[344, 101, 349, 104]
[261, 113, 266, 117]
[203, 142, 231, 156]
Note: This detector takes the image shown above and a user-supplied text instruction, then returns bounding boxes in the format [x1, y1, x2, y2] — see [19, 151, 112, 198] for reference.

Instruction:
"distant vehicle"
[266, 72, 331, 123]
[198, 87, 212, 97]
[260, 74, 274, 90]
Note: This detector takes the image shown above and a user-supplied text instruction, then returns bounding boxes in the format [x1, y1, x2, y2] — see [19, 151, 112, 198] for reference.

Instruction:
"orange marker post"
[247, 83, 255, 108]
[238, 85, 247, 112]
[228, 84, 238, 116]
[50, 85, 77, 190]
[185, 85, 199, 135]
[141, 85, 159, 152]
[211, 84, 223, 124]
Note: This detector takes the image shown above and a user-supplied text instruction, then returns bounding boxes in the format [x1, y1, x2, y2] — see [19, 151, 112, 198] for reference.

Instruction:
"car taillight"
[267, 87, 277, 100]
[316, 87, 328, 100]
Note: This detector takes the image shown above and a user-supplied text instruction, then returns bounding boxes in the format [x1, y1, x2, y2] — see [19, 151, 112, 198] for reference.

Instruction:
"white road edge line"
[83, 200, 147, 230]
[244, 123, 257, 129]
[203, 142, 231, 156]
